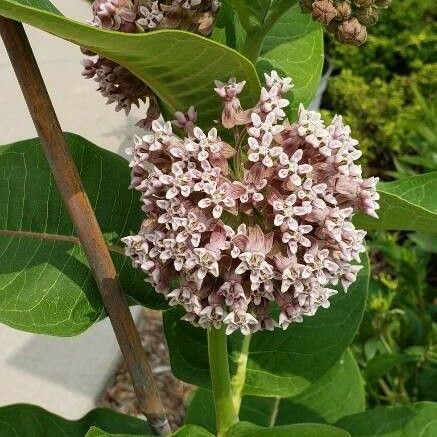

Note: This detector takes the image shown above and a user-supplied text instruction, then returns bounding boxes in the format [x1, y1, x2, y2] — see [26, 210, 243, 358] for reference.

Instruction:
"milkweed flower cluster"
[89, 0, 220, 34]
[81, 0, 220, 127]
[123, 71, 379, 335]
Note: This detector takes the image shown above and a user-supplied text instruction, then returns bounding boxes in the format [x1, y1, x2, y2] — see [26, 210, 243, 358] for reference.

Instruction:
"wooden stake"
[0, 17, 171, 436]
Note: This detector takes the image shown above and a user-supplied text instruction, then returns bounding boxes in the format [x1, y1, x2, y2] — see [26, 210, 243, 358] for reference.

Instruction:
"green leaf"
[226, 0, 295, 35]
[13, 0, 60, 14]
[0, 404, 151, 437]
[86, 425, 214, 437]
[417, 363, 437, 401]
[409, 232, 437, 253]
[365, 353, 418, 383]
[257, 350, 364, 425]
[0, 133, 166, 336]
[164, 255, 369, 397]
[260, 4, 324, 117]
[186, 351, 364, 432]
[226, 0, 272, 33]
[211, 0, 247, 51]
[336, 402, 437, 437]
[354, 173, 437, 233]
[165, 427, 215, 437]
[227, 422, 350, 437]
[0, 0, 260, 128]
[86, 430, 134, 437]
[223, 1, 323, 115]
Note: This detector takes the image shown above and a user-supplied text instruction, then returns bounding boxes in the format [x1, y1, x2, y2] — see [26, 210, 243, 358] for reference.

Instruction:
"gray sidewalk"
[0, 317, 123, 418]
[0, 0, 144, 155]
[0, 0, 145, 419]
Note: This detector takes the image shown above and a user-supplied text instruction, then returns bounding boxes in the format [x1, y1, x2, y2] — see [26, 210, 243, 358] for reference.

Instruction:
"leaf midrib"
[381, 189, 437, 216]
[0, 229, 125, 255]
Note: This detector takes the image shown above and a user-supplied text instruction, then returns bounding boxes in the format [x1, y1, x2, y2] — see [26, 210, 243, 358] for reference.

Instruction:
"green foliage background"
[322, 0, 437, 173]
[321, 0, 437, 408]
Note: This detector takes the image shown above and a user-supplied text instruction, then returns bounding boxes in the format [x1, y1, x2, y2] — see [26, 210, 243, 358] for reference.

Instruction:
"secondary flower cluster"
[90, 0, 219, 34]
[123, 71, 379, 335]
[81, 0, 220, 127]
[300, 0, 391, 46]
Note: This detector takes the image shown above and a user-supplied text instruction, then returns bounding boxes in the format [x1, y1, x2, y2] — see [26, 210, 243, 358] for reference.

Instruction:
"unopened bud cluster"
[122, 71, 379, 335]
[300, 0, 391, 46]
[82, 0, 220, 127]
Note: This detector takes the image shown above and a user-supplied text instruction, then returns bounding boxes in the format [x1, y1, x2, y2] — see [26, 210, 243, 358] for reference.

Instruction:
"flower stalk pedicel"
[123, 71, 379, 335]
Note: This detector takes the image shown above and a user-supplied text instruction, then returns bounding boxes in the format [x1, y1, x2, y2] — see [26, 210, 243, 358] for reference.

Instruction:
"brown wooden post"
[0, 17, 171, 436]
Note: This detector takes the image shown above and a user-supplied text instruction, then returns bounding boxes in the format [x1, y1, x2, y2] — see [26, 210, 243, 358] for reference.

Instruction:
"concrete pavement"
[0, 0, 144, 155]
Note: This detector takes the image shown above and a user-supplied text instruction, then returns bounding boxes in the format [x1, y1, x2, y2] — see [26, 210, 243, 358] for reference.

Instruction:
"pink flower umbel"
[123, 71, 379, 335]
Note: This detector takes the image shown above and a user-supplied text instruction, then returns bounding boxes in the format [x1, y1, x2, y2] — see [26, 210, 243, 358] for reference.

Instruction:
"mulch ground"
[97, 309, 194, 430]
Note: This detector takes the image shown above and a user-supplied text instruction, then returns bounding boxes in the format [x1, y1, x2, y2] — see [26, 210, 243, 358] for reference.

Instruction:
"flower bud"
[337, 17, 367, 45]
[312, 0, 338, 25]
[355, 6, 378, 25]
[335, 1, 352, 21]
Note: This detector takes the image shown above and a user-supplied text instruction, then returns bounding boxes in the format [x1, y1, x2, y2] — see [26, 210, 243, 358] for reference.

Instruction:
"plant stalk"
[241, 0, 297, 64]
[208, 326, 238, 437]
[242, 30, 267, 65]
[0, 17, 171, 436]
[231, 334, 252, 414]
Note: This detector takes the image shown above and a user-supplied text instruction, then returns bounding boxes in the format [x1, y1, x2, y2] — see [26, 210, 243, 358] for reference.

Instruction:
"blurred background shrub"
[321, 0, 437, 408]
[322, 0, 437, 174]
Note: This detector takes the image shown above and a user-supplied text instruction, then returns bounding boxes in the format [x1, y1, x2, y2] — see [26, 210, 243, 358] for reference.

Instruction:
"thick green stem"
[241, 0, 297, 64]
[208, 326, 238, 437]
[242, 31, 267, 65]
[231, 334, 252, 414]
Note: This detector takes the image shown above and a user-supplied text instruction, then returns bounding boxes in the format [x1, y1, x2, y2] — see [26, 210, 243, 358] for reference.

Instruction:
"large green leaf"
[241, 350, 365, 426]
[0, 133, 166, 336]
[354, 173, 437, 233]
[186, 351, 364, 432]
[336, 402, 437, 437]
[0, 0, 260, 128]
[86, 425, 214, 437]
[164, 255, 369, 397]
[227, 422, 350, 437]
[0, 404, 151, 437]
[260, 4, 324, 116]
